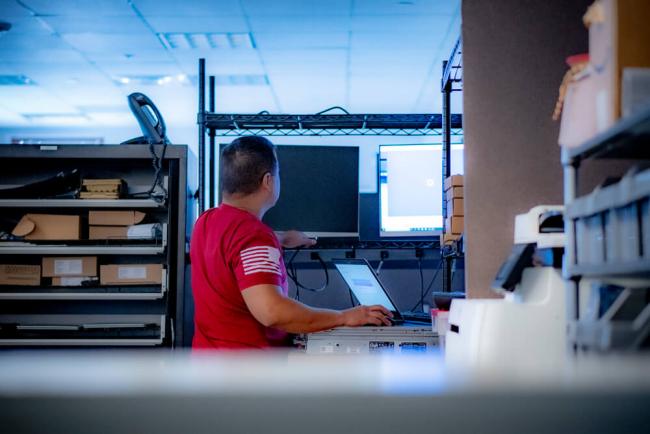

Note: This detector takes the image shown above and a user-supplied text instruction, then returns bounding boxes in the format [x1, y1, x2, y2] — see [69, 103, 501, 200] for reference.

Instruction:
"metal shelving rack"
[196, 58, 462, 253]
[562, 104, 650, 352]
[440, 38, 463, 293]
[0, 144, 188, 347]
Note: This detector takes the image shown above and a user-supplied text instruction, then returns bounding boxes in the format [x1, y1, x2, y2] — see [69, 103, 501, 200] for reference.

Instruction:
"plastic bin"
[604, 203, 641, 263]
[575, 213, 605, 265]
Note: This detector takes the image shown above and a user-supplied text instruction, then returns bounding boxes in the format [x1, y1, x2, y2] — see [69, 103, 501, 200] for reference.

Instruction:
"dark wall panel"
[462, 0, 592, 298]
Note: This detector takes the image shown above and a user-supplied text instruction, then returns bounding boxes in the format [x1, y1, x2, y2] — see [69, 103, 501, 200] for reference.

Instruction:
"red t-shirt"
[190, 204, 289, 349]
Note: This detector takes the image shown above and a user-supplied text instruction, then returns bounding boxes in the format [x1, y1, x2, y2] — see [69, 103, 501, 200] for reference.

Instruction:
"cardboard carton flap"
[88, 210, 146, 226]
[12, 216, 35, 237]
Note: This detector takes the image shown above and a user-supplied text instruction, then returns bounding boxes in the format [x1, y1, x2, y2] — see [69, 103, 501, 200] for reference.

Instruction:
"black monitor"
[219, 144, 359, 237]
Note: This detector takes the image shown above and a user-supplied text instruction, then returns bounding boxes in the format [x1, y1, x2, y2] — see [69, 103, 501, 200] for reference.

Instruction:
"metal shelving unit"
[562, 104, 650, 352]
[0, 144, 188, 347]
[0, 244, 165, 255]
[0, 199, 164, 208]
[197, 58, 463, 216]
[440, 37, 464, 293]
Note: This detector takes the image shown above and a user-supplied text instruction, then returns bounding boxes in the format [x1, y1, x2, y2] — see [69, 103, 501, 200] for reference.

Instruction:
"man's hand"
[341, 305, 393, 327]
[277, 230, 317, 249]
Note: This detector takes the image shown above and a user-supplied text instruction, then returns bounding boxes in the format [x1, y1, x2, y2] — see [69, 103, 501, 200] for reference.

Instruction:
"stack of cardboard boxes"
[43, 256, 98, 287]
[443, 174, 464, 245]
[88, 210, 146, 240]
[79, 179, 126, 200]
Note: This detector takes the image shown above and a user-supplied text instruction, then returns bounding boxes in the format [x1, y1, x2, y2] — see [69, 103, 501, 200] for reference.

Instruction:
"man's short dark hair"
[220, 136, 278, 196]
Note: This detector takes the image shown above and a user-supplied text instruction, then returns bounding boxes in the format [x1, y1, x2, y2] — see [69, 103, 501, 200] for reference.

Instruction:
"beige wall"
[462, 0, 593, 298]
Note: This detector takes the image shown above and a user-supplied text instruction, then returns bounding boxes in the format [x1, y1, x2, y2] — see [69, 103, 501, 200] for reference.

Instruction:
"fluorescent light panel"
[158, 32, 254, 50]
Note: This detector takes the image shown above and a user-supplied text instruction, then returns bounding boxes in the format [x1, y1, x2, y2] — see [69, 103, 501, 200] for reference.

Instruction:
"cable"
[128, 140, 168, 201]
[418, 258, 424, 311]
[315, 106, 350, 115]
[410, 259, 443, 312]
[286, 248, 329, 292]
[257, 110, 270, 115]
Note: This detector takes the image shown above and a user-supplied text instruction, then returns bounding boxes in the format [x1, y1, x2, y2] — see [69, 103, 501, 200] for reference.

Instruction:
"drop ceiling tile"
[146, 15, 249, 33]
[254, 32, 349, 49]
[51, 86, 127, 107]
[21, 0, 135, 16]
[207, 85, 277, 113]
[260, 49, 347, 72]
[3, 17, 51, 35]
[351, 14, 454, 33]
[0, 1, 32, 18]
[94, 60, 183, 76]
[350, 28, 447, 50]
[353, 0, 459, 16]
[0, 33, 68, 50]
[242, 0, 351, 16]
[62, 33, 163, 52]
[0, 87, 79, 114]
[84, 50, 174, 63]
[1, 48, 87, 63]
[248, 15, 351, 33]
[0, 104, 28, 126]
[174, 51, 264, 75]
[132, 0, 243, 16]
[42, 15, 150, 34]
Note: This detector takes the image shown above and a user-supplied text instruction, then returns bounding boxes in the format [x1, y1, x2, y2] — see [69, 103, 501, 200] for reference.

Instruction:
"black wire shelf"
[201, 113, 463, 136]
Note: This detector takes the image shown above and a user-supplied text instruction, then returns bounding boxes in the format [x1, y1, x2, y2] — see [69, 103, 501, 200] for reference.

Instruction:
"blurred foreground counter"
[1, 350, 649, 434]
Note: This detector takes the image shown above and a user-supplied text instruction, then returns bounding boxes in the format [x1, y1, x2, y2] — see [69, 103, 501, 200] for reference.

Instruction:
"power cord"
[315, 106, 350, 115]
[286, 248, 329, 293]
[410, 259, 443, 312]
[129, 141, 168, 201]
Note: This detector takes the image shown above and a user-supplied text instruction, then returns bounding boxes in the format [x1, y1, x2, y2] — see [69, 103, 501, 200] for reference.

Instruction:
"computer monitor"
[218, 144, 359, 237]
[379, 144, 464, 237]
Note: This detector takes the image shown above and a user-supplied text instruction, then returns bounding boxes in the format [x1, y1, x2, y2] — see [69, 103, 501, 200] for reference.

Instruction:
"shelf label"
[59, 277, 86, 286]
[54, 259, 83, 276]
[118, 266, 147, 280]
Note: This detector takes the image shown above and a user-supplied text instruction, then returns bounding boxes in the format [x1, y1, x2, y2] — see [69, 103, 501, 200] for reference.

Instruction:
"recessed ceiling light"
[118, 77, 130, 84]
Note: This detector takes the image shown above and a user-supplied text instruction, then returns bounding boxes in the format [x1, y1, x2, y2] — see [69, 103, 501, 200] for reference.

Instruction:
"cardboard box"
[12, 214, 80, 241]
[444, 175, 464, 191]
[0, 264, 41, 286]
[89, 226, 129, 240]
[100, 264, 163, 286]
[442, 233, 461, 246]
[445, 216, 464, 235]
[445, 186, 464, 202]
[587, 0, 650, 130]
[51, 276, 99, 287]
[42, 257, 97, 277]
[88, 210, 146, 226]
[447, 198, 464, 217]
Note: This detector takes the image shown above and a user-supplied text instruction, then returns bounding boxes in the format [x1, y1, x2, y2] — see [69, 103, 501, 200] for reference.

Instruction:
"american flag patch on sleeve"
[240, 246, 282, 276]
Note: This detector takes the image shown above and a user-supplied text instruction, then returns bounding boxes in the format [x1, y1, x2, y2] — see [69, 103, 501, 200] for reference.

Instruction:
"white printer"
[446, 206, 567, 368]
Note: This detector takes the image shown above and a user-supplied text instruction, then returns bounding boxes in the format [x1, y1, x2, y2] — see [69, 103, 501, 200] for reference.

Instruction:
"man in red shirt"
[191, 136, 392, 349]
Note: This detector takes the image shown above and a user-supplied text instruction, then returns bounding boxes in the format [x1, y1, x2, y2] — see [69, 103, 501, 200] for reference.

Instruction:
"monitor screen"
[262, 145, 360, 237]
[379, 144, 464, 237]
[333, 262, 397, 312]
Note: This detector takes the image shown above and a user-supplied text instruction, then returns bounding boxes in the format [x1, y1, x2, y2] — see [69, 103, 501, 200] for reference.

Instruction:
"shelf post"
[209, 75, 216, 209]
[198, 58, 206, 214]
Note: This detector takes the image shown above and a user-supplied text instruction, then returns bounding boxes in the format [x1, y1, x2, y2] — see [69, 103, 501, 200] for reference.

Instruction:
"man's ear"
[261, 172, 273, 192]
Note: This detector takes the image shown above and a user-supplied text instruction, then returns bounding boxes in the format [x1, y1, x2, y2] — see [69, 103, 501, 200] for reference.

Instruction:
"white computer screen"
[379, 144, 464, 237]
[334, 263, 397, 312]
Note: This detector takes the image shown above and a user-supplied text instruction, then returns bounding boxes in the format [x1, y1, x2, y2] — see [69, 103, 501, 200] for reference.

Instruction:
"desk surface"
[1, 350, 650, 434]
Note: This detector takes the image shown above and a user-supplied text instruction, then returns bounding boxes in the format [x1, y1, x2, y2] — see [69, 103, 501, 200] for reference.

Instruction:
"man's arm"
[242, 284, 393, 334]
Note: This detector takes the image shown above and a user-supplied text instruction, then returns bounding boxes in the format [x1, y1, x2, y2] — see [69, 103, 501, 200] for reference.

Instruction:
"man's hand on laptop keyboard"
[342, 305, 393, 327]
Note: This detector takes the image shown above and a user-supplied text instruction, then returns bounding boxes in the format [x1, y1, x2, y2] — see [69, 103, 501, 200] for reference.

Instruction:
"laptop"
[332, 258, 405, 325]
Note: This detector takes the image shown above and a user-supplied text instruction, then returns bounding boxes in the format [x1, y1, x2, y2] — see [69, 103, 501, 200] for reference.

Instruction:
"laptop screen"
[333, 262, 398, 312]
